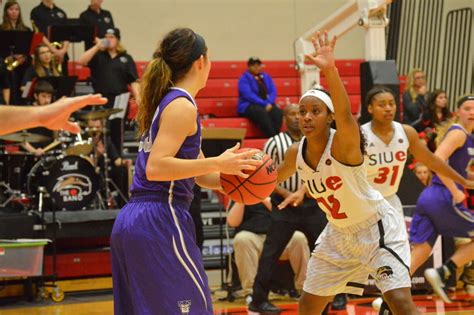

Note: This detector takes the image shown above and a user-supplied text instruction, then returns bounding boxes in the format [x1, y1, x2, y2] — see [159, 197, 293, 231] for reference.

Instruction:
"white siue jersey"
[296, 129, 389, 230]
[362, 121, 409, 198]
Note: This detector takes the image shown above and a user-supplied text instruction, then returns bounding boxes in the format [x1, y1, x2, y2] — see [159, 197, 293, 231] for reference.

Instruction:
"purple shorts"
[410, 184, 474, 246]
[111, 193, 213, 315]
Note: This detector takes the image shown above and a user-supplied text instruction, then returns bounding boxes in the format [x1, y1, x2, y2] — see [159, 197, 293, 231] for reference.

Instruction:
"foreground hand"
[37, 94, 107, 133]
[304, 30, 337, 71]
[217, 143, 262, 178]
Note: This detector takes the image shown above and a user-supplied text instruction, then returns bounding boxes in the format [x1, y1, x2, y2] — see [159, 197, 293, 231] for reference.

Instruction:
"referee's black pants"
[251, 198, 327, 304]
[241, 104, 283, 137]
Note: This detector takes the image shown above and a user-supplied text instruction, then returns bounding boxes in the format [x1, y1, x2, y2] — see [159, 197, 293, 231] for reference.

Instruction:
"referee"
[249, 104, 328, 313]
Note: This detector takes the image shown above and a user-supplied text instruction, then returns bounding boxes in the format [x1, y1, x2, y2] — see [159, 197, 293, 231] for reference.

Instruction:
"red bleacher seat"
[136, 61, 149, 78]
[198, 78, 299, 98]
[263, 61, 298, 78]
[320, 76, 360, 95]
[198, 79, 238, 98]
[197, 96, 299, 118]
[67, 62, 90, 81]
[208, 61, 298, 79]
[197, 97, 238, 117]
[334, 59, 363, 76]
[201, 118, 264, 138]
[242, 138, 268, 151]
[208, 61, 247, 79]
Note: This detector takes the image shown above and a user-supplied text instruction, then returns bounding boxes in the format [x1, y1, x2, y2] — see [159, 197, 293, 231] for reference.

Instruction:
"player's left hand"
[277, 190, 304, 210]
[304, 30, 337, 71]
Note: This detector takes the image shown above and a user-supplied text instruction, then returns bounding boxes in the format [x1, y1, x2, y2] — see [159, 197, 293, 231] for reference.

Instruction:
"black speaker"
[359, 60, 401, 124]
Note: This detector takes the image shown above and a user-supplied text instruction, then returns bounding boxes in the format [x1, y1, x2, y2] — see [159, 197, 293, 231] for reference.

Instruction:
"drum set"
[0, 108, 128, 212]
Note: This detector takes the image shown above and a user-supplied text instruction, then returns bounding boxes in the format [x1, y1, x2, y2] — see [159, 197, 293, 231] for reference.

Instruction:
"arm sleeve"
[21, 67, 36, 87]
[266, 75, 277, 104]
[79, 12, 88, 25]
[125, 55, 139, 84]
[238, 76, 267, 107]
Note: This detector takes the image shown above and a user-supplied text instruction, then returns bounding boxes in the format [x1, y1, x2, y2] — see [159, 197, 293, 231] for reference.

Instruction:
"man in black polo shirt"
[78, 27, 139, 155]
[79, 0, 115, 49]
[30, 0, 69, 75]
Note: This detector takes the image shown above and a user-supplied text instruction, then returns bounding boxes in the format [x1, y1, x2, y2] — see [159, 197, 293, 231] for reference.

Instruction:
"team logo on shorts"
[177, 300, 191, 314]
[325, 159, 332, 165]
[376, 266, 394, 281]
[398, 139, 404, 143]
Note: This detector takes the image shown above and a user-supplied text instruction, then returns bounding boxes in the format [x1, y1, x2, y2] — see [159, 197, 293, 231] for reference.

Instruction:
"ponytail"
[136, 58, 173, 136]
[136, 28, 208, 137]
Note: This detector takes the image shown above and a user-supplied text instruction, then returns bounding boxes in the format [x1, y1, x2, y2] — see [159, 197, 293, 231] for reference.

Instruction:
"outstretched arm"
[404, 125, 471, 191]
[0, 94, 107, 135]
[146, 98, 262, 182]
[305, 31, 362, 165]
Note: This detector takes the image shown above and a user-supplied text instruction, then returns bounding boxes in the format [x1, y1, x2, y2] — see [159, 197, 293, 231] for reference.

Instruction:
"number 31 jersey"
[296, 129, 387, 229]
[361, 121, 409, 198]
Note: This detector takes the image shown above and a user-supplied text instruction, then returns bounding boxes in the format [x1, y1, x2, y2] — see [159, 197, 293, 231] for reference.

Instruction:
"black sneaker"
[248, 301, 281, 314]
[331, 293, 347, 310]
[425, 267, 452, 303]
[288, 288, 301, 299]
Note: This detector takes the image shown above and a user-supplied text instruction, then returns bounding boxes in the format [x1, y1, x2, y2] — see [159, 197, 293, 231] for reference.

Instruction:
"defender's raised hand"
[304, 30, 337, 71]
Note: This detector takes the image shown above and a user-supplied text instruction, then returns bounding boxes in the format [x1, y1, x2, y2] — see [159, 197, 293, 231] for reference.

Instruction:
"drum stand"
[98, 118, 128, 209]
[0, 181, 29, 210]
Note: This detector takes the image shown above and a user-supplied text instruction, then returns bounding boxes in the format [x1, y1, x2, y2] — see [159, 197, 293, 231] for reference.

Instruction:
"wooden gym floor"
[0, 290, 472, 314]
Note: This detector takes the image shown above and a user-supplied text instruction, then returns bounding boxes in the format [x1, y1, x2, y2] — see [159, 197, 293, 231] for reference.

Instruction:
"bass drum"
[28, 156, 99, 210]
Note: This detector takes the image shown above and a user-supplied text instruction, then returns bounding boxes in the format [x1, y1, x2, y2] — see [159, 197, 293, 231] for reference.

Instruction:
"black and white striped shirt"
[263, 132, 300, 192]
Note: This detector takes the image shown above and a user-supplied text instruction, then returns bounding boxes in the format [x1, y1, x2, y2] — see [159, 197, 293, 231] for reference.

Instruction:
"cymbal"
[65, 141, 93, 156]
[79, 108, 123, 120]
[0, 132, 51, 143]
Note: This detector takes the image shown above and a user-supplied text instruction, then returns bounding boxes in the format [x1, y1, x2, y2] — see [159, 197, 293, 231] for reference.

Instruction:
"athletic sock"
[441, 259, 458, 280]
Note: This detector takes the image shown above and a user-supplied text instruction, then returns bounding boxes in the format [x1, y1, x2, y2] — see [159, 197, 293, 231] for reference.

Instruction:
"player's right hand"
[216, 143, 262, 178]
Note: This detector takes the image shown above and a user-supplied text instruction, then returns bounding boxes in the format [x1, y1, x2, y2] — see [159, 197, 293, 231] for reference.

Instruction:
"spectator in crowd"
[30, 0, 69, 75]
[228, 198, 310, 308]
[78, 27, 140, 154]
[402, 68, 428, 126]
[413, 162, 431, 186]
[21, 44, 61, 91]
[79, 0, 115, 49]
[21, 80, 55, 156]
[249, 104, 330, 313]
[1, 0, 32, 104]
[419, 89, 452, 151]
[238, 57, 283, 137]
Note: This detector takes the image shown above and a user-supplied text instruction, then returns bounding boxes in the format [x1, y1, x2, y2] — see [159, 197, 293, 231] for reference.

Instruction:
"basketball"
[220, 148, 278, 205]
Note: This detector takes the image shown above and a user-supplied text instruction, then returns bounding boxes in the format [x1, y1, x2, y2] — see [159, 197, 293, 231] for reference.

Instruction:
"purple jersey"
[130, 87, 201, 203]
[432, 124, 474, 188]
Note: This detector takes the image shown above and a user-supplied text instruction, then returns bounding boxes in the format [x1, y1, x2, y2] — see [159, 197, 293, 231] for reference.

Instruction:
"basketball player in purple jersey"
[410, 95, 474, 303]
[110, 28, 261, 315]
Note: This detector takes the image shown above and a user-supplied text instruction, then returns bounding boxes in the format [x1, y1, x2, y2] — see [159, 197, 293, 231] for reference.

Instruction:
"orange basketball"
[220, 148, 278, 205]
